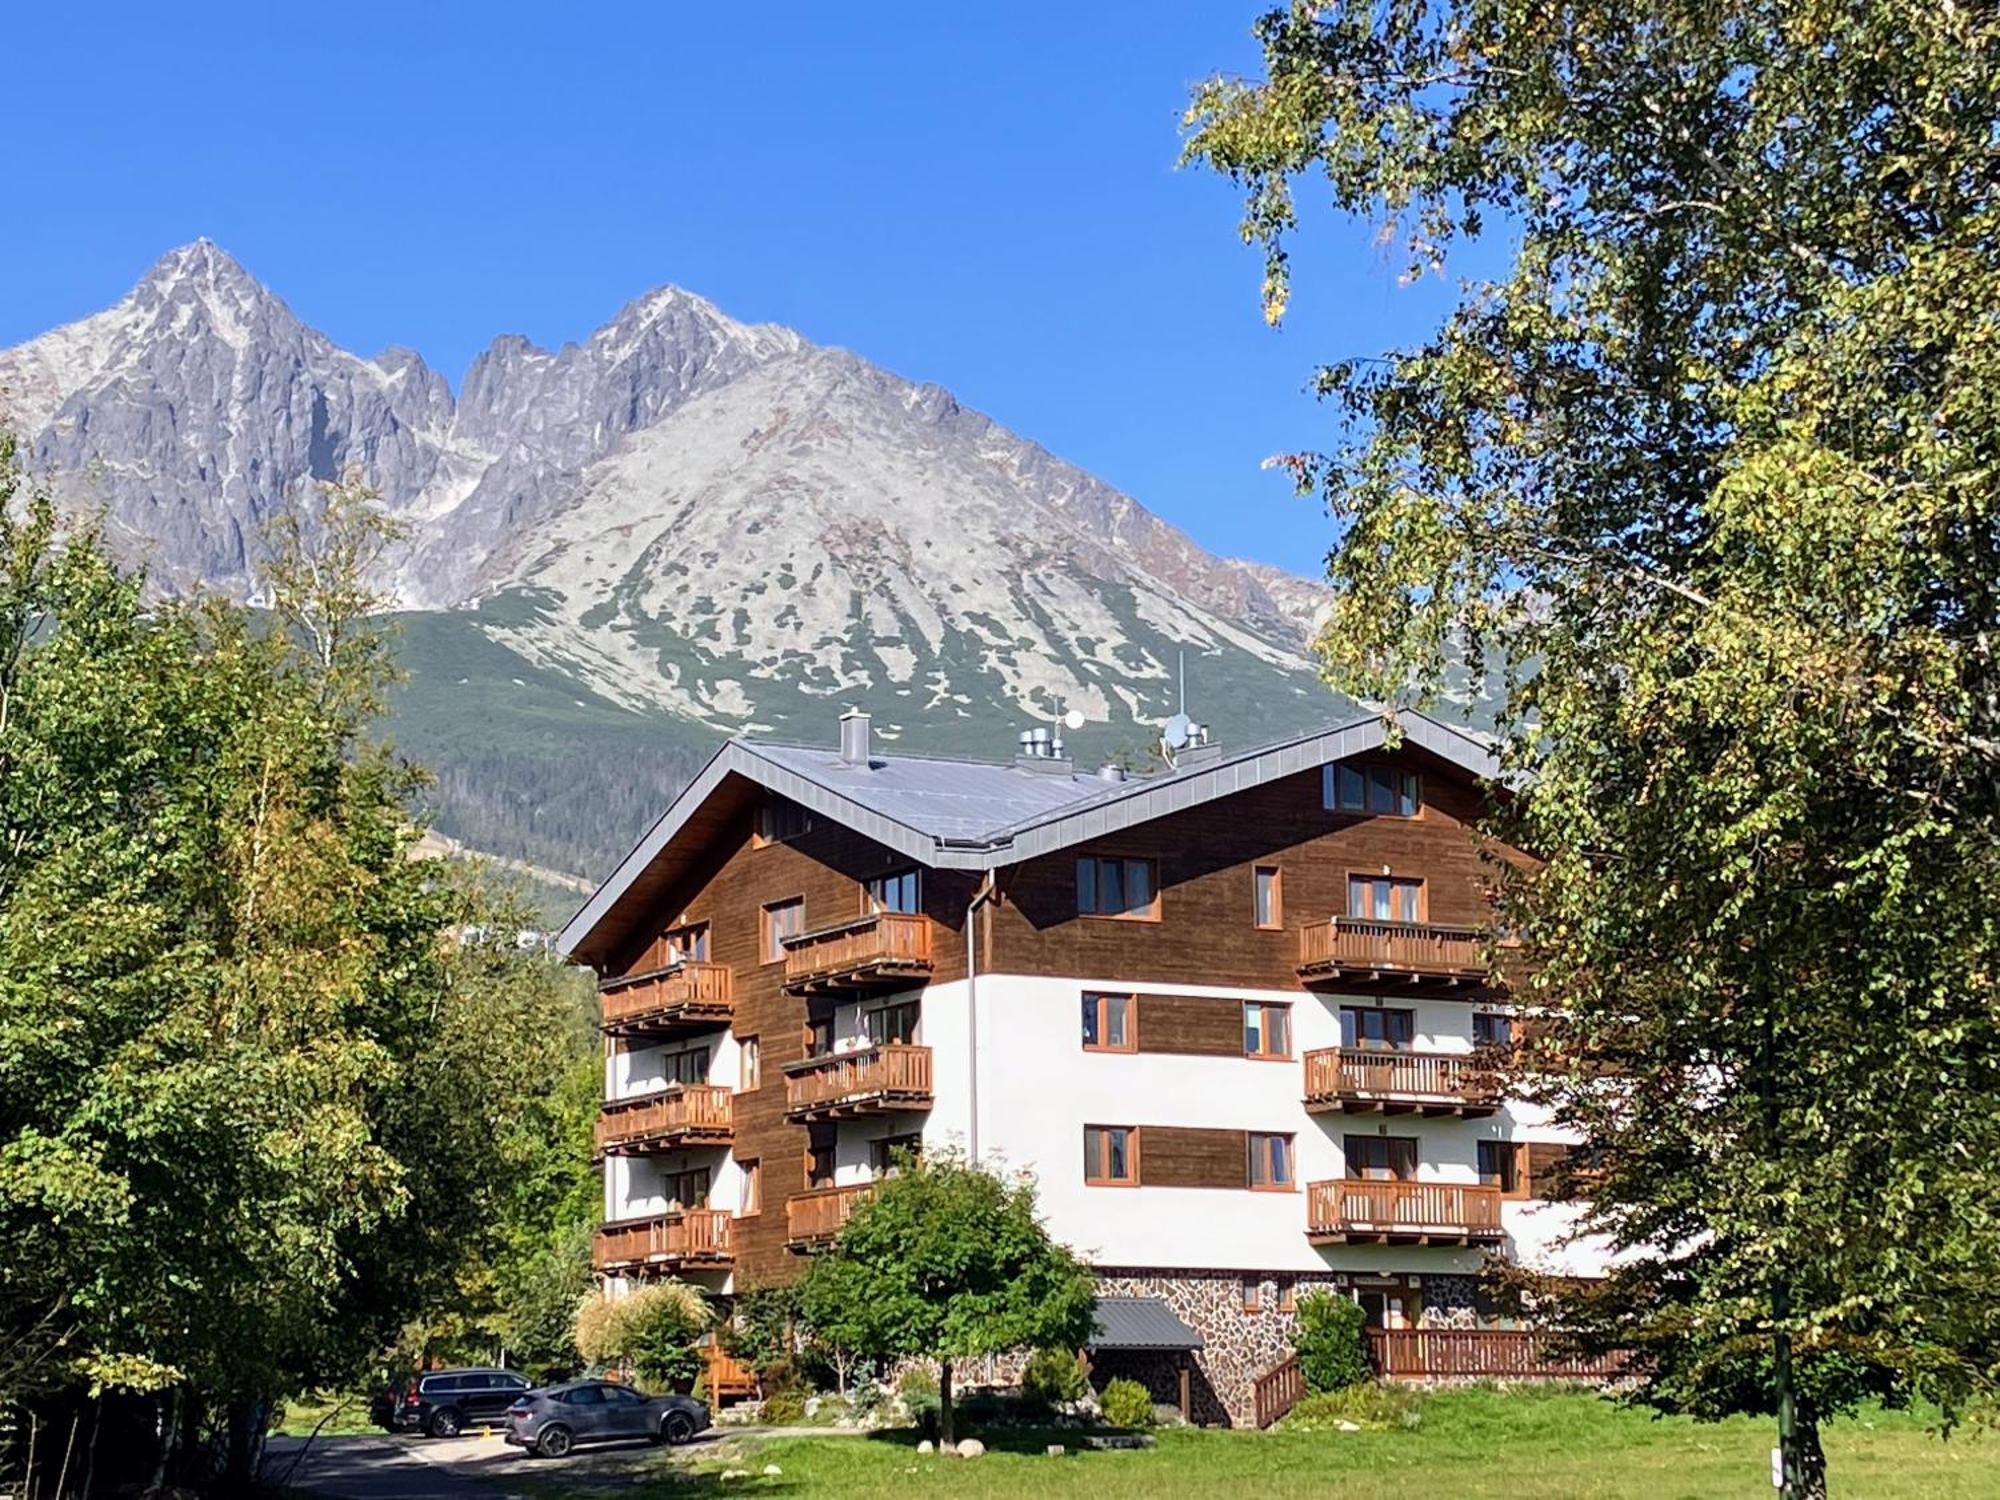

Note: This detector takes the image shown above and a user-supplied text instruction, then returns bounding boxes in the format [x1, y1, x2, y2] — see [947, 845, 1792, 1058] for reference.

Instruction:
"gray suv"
[504, 1379, 708, 1457]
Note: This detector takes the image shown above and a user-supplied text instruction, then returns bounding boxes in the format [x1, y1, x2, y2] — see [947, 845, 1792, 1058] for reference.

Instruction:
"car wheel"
[662, 1410, 698, 1446]
[536, 1423, 574, 1459]
[428, 1406, 463, 1439]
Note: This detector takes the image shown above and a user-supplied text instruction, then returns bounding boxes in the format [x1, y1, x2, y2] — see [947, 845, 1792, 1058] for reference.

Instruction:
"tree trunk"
[219, 1398, 267, 1495]
[1791, 1402, 1828, 1500]
[937, 1359, 954, 1449]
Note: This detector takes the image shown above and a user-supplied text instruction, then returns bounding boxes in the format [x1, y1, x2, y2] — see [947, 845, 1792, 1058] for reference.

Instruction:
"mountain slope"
[2, 242, 1347, 881]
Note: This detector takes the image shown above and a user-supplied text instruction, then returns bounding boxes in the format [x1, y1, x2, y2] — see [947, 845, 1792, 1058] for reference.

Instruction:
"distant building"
[560, 708, 1609, 1424]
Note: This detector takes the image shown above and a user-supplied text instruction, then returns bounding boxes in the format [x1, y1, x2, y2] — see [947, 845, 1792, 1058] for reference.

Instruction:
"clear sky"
[5, 2, 1475, 579]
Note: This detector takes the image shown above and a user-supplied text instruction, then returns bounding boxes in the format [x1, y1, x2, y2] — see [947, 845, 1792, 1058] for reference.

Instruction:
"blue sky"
[6, 2, 1474, 578]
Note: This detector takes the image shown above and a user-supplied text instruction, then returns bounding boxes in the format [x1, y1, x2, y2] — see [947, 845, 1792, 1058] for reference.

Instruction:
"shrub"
[898, 1365, 940, 1434]
[1021, 1347, 1089, 1409]
[1281, 1383, 1423, 1432]
[762, 1390, 807, 1425]
[1098, 1377, 1155, 1428]
[572, 1281, 712, 1390]
[1294, 1290, 1371, 1394]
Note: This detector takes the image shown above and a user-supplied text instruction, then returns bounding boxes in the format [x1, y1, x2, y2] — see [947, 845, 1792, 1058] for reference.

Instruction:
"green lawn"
[547, 1389, 2000, 1500]
[271, 1391, 380, 1439]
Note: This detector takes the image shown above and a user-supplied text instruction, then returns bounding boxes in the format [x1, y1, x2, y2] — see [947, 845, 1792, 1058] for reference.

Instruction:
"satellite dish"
[1162, 713, 1193, 751]
[1062, 709, 1086, 732]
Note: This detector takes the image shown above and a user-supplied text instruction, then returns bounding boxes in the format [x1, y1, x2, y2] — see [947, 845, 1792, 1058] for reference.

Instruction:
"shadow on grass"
[860, 1424, 1154, 1457]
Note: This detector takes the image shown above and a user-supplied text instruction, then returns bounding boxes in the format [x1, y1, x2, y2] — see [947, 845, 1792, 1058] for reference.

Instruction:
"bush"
[1021, 1347, 1089, 1409]
[572, 1281, 712, 1390]
[1098, 1377, 1155, 1428]
[898, 1365, 940, 1434]
[1281, 1383, 1424, 1432]
[1294, 1290, 1371, 1394]
[761, 1390, 807, 1425]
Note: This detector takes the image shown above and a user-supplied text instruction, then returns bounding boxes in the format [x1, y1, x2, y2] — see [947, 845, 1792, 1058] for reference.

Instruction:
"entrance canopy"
[1089, 1296, 1205, 1353]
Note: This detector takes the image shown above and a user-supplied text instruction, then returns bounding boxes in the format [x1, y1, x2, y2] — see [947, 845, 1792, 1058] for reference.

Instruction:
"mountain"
[1, 241, 1349, 888]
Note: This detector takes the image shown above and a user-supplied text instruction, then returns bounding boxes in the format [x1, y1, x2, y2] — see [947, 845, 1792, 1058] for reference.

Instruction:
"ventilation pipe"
[839, 708, 872, 765]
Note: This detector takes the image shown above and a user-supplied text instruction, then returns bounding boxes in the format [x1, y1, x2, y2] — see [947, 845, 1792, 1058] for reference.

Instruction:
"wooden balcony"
[1302, 1047, 1501, 1118]
[599, 961, 734, 1037]
[593, 1208, 734, 1273]
[783, 1044, 933, 1122]
[1297, 917, 1490, 991]
[1306, 1178, 1506, 1246]
[596, 1084, 734, 1154]
[784, 1182, 876, 1252]
[1369, 1328, 1625, 1382]
[782, 912, 933, 995]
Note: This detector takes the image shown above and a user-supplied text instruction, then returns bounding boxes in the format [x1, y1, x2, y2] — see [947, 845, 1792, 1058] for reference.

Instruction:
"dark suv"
[371, 1368, 535, 1437]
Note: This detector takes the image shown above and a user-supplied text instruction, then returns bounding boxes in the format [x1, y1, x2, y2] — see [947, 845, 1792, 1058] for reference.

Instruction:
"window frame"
[869, 1132, 924, 1179]
[1479, 1140, 1529, 1200]
[1240, 1276, 1262, 1313]
[753, 799, 812, 847]
[737, 1157, 762, 1217]
[1341, 1005, 1416, 1052]
[738, 1036, 761, 1092]
[1083, 1124, 1140, 1186]
[1344, 1133, 1419, 1182]
[1277, 1278, 1298, 1313]
[761, 896, 805, 963]
[1252, 865, 1283, 930]
[865, 998, 922, 1047]
[1346, 872, 1427, 924]
[1247, 1131, 1297, 1191]
[1472, 1011, 1515, 1051]
[863, 868, 923, 916]
[1081, 992, 1138, 1053]
[1243, 1001, 1293, 1061]
[1075, 856, 1161, 922]
[661, 921, 710, 965]
[1323, 761, 1422, 817]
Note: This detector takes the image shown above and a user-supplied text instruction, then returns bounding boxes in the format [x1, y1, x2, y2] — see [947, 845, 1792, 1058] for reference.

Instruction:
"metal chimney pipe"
[839, 709, 872, 765]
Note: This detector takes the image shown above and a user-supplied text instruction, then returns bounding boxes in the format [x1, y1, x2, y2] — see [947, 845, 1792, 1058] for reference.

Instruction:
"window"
[762, 897, 805, 962]
[1277, 1278, 1298, 1313]
[1479, 1140, 1525, 1199]
[659, 1046, 710, 1087]
[1324, 762, 1421, 816]
[805, 1139, 836, 1190]
[738, 1158, 762, 1215]
[1076, 856, 1159, 920]
[1081, 993, 1136, 1052]
[1248, 1132, 1295, 1189]
[1240, 1276, 1262, 1313]
[1253, 865, 1282, 929]
[755, 799, 812, 845]
[1348, 874, 1424, 923]
[865, 869, 922, 915]
[1244, 1001, 1292, 1060]
[1345, 1134, 1418, 1181]
[603, 1385, 647, 1405]
[1341, 1006, 1415, 1051]
[1357, 1290, 1421, 1330]
[661, 1166, 712, 1210]
[739, 1036, 761, 1091]
[1473, 1012, 1515, 1050]
[562, 1384, 606, 1407]
[662, 921, 710, 964]
[865, 999, 921, 1046]
[1084, 1125, 1139, 1185]
[803, 1016, 833, 1058]
[870, 1132, 923, 1178]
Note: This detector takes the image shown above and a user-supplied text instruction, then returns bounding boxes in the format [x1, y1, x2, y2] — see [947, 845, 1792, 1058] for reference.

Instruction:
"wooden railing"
[1302, 1047, 1500, 1112]
[1306, 1178, 1505, 1240]
[1251, 1353, 1305, 1428]
[1298, 917, 1487, 981]
[596, 1084, 734, 1151]
[784, 1182, 875, 1247]
[593, 1208, 733, 1271]
[782, 912, 933, 990]
[783, 1044, 933, 1119]
[701, 1342, 757, 1402]
[1368, 1328, 1625, 1381]
[599, 961, 734, 1030]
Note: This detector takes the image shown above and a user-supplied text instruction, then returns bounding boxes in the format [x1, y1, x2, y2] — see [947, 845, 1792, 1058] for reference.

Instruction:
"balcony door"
[1345, 1134, 1418, 1181]
[1341, 1006, 1415, 1051]
[659, 1165, 711, 1212]
[864, 999, 920, 1047]
[865, 869, 922, 915]
[1349, 875, 1424, 923]
[1357, 1289, 1422, 1330]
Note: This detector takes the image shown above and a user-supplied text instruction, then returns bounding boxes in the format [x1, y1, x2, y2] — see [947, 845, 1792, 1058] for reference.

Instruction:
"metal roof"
[1089, 1296, 1205, 1352]
[557, 708, 1500, 964]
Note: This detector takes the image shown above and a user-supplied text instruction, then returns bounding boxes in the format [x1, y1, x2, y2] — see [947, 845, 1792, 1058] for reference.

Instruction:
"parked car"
[370, 1368, 536, 1437]
[504, 1379, 708, 1457]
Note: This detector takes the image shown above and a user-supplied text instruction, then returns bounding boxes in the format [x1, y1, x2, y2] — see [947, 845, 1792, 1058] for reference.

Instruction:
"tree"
[795, 1153, 1096, 1446]
[1186, 7, 2000, 1496]
[573, 1283, 712, 1392]
[1292, 1290, 1368, 1395]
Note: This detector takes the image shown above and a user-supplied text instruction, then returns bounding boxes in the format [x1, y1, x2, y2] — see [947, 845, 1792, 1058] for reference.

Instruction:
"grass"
[270, 1391, 379, 1439]
[535, 1388, 2000, 1500]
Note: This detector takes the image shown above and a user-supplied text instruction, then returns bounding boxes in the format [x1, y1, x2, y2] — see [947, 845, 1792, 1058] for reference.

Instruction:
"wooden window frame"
[1084, 1124, 1141, 1187]
[661, 920, 710, 965]
[761, 896, 805, 964]
[1346, 870, 1428, 923]
[752, 799, 812, 848]
[1341, 1004, 1416, 1052]
[1277, 1278, 1298, 1313]
[869, 1132, 924, 1179]
[1345, 1133, 1419, 1182]
[738, 1035, 761, 1092]
[864, 998, 922, 1047]
[1240, 1276, 1262, 1313]
[1323, 761, 1423, 817]
[737, 1158, 762, 1217]
[1075, 856, 1162, 923]
[1248, 1131, 1297, 1191]
[1081, 992, 1138, 1053]
[803, 1139, 836, 1192]
[1479, 1140, 1530, 1200]
[862, 867, 923, 916]
[1243, 1000, 1293, 1061]
[1252, 865, 1283, 930]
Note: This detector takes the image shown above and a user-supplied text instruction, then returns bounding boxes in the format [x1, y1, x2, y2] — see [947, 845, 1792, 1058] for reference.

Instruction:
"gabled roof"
[558, 708, 1497, 966]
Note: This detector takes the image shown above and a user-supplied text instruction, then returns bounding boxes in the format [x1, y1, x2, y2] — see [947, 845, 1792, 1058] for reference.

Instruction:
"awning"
[1089, 1296, 1205, 1352]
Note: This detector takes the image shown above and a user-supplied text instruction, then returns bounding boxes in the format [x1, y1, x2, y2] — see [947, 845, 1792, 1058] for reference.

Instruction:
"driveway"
[265, 1430, 686, 1498]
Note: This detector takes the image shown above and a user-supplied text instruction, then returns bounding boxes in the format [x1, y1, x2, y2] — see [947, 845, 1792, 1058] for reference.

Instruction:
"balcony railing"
[784, 1182, 876, 1251]
[1297, 917, 1489, 989]
[783, 1044, 933, 1122]
[782, 912, 933, 995]
[1306, 1178, 1505, 1245]
[593, 1208, 734, 1272]
[1368, 1328, 1625, 1382]
[1302, 1047, 1501, 1117]
[599, 961, 734, 1035]
[596, 1084, 734, 1153]
[1251, 1354, 1305, 1428]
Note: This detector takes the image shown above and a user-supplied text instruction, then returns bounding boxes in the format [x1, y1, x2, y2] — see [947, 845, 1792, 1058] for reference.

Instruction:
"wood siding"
[1140, 1126, 1248, 1189]
[1135, 994, 1243, 1057]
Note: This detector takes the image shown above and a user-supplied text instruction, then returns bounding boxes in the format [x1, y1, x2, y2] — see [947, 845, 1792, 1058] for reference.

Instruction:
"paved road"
[264, 1431, 681, 1498]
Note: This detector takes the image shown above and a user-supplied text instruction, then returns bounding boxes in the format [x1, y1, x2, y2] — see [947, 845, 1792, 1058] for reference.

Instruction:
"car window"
[564, 1385, 605, 1406]
[421, 1375, 463, 1394]
[604, 1386, 646, 1404]
[500, 1375, 530, 1391]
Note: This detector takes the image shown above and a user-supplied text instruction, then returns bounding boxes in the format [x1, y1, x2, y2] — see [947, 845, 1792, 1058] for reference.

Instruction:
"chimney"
[839, 708, 872, 766]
